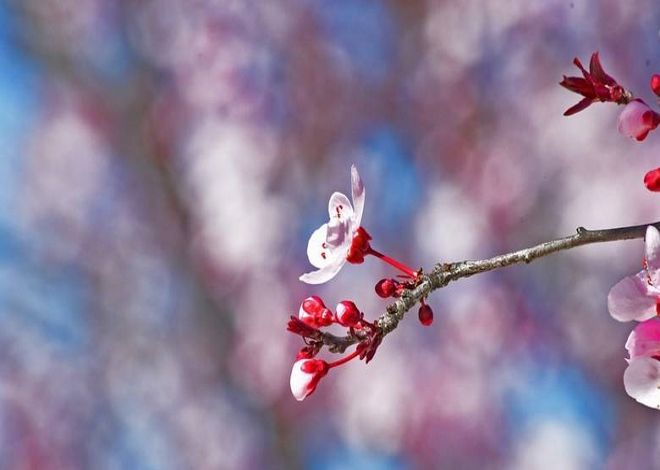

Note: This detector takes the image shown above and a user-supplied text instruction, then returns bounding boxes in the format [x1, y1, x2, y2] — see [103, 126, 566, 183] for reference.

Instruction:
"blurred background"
[0, 0, 659, 468]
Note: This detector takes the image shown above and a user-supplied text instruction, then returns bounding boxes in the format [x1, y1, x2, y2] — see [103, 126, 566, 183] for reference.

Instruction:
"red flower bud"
[652, 74, 660, 98]
[644, 168, 660, 192]
[303, 295, 325, 314]
[418, 304, 434, 326]
[335, 300, 362, 327]
[375, 278, 397, 298]
[299, 296, 334, 327]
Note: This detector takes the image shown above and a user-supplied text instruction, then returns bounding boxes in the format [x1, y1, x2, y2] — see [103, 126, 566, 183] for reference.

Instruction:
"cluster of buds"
[288, 166, 433, 400]
[561, 53, 660, 192]
[287, 297, 382, 401]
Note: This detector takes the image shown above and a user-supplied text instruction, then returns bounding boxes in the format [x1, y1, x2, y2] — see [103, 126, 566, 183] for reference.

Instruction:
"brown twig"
[318, 221, 659, 353]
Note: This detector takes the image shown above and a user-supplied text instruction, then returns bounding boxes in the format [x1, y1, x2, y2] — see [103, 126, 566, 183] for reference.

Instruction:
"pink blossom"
[299, 165, 365, 284]
[617, 99, 660, 142]
[623, 318, 660, 409]
[608, 226, 660, 322]
[289, 358, 328, 401]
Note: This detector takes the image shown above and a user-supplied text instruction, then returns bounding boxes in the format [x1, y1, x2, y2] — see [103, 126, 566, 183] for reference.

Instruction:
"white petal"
[306, 223, 330, 269]
[623, 357, 660, 410]
[290, 360, 313, 401]
[328, 192, 354, 224]
[325, 217, 351, 249]
[299, 257, 346, 284]
[646, 226, 660, 284]
[351, 165, 365, 228]
[607, 273, 658, 322]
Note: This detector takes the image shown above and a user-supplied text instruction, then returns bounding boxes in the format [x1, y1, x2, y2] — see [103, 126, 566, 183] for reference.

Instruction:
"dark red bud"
[418, 304, 434, 326]
[375, 278, 397, 298]
[651, 74, 660, 98]
[644, 168, 660, 192]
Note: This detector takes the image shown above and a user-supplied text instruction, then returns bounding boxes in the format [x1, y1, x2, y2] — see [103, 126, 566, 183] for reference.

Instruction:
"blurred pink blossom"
[623, 318, 660, 409]
[608, 226, 660, 322]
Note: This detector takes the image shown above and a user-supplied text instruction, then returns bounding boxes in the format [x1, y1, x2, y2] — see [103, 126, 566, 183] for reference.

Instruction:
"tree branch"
[320, 221, 659, 352]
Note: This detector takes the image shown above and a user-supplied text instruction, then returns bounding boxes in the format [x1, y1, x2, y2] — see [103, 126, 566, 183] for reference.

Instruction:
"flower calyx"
[560, 52, 631, 116]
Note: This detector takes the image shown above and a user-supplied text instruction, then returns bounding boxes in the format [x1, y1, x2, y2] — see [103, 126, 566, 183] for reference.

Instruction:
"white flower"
[299, 165, 365, 284]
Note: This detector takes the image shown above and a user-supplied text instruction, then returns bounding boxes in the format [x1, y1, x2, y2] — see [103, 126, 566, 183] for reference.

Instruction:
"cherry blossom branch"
[319, 221, 660, 352]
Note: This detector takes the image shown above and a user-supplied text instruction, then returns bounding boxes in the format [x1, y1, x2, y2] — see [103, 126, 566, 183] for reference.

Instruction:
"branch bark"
[320, 221, 660, 352]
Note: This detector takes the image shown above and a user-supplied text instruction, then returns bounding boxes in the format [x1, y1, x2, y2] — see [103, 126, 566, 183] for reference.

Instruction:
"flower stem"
[327, 349, 361, 369]
[367, 247, 417, 278]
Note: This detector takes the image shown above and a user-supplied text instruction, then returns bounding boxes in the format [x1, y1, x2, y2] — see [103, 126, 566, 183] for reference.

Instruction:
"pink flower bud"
[375, 278, 397, 298]
[617, 99, 660, 142]
[299, 296, 333, 327]
[290, 358, 328, 401]
[644, 168, 660, 192]
[651, 74, 660, 98]
[418, 304, 434, 326]
[335, 300, 362, 327]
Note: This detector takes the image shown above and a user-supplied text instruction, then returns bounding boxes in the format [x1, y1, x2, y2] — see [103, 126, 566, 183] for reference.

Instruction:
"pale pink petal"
[306, 224, 330, 269]
[290, 359, 313, 401]
[328, 192, 354, 224]
[607, 273, 658, 322]
[617, 99, 658, 141]
[623, 357, 660, 409]
[299, 257, 346, 284]
[351, 165, 365, 227]
[646, 226, 660, 284]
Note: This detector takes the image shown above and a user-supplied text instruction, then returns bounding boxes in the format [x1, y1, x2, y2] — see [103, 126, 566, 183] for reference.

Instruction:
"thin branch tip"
[319, 219, 660, 356]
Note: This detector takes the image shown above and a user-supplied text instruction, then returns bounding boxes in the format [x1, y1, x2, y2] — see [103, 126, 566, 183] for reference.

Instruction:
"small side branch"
[320, 221, 658, 351]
